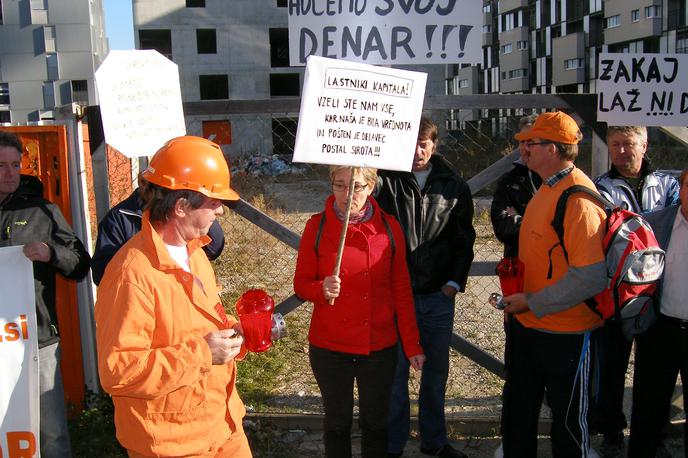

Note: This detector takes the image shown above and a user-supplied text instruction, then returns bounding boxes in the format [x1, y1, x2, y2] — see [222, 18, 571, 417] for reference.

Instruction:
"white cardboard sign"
[597, 53, 688, 127]
[0, 246, 39, 456]
[293, 56, 427, 171]
[95, 50, 187, 158]
[288, 0, 483, 66]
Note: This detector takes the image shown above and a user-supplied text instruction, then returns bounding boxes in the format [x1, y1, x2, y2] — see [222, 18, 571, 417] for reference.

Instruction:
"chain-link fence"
[203, 99, 686, 417]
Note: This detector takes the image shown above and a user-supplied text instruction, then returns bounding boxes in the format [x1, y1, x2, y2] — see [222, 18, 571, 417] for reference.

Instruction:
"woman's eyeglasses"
[332, 183, 369, 193]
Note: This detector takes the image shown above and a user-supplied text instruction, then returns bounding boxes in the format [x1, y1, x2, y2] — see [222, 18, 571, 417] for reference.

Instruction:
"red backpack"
[551, 185, 665, 337]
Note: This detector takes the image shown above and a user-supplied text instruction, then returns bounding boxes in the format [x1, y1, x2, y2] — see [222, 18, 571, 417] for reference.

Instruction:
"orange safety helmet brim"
[142, 136, 240, 202]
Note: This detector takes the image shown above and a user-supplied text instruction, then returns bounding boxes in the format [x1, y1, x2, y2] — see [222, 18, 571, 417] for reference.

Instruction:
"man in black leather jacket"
[0, 131, 90, 458]
[376, 117, 475, 458]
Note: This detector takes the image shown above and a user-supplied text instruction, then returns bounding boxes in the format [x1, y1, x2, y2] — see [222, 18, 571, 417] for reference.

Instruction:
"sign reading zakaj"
[597, 53, 688, 127]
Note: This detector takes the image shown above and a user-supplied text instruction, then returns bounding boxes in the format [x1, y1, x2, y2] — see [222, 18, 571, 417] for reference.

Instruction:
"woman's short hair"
[143, 183, 208, 223]
[329, 166, 378, 188]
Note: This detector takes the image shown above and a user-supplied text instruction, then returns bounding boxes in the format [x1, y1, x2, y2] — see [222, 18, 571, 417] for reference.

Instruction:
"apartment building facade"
[132, 0, 448, 156]
[0, 0, 108, 123]
[447, 0, 688, 130]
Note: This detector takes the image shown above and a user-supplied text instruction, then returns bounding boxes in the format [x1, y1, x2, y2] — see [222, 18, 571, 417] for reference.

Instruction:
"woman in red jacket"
[294, 166, 425, 458]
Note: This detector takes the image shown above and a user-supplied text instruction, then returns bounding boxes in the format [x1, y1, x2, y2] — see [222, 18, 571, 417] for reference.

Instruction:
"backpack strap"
[314, 212, 326, 257]
[381, 215, 396, 257]
[548, 185, 613, 279]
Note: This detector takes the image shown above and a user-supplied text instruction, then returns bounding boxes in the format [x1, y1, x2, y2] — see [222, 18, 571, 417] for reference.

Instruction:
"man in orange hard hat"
[95, 136, 251, 457]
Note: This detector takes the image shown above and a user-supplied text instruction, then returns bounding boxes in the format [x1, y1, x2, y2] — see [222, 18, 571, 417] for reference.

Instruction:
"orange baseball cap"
[514, 111, 581, 144]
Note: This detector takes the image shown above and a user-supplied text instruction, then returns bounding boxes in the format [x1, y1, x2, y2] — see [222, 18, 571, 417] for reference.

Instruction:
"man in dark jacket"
[376, 117, 475, 458]
[91, 179, 225, 285]
[490, 114, 540, 257]
[0, 131, 91, 458]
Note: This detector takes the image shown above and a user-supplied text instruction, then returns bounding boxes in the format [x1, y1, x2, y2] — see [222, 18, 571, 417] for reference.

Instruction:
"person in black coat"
[91, 178, 226, 285]
[490, 114, 541, 257]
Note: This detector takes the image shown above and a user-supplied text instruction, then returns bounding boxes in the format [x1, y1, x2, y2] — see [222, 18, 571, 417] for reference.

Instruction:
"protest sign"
[597, 53, 688, 127]
[0, 246, 39, 457]
[95, 50, 187, 158]
[293, 55, 426, 172]
[288, 0, 482, 65]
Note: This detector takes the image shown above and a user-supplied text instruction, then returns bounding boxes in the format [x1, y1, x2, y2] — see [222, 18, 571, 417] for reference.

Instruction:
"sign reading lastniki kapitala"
[597, 52, 688, 127]
[293, 55, 427, 172]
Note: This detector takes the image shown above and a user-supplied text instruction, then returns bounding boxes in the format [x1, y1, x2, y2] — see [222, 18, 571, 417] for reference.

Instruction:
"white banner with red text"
[0, 246, 39, 457]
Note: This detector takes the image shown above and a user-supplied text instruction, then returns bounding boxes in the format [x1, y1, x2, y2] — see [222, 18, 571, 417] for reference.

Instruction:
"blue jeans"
[39, 342, 72, 458]
[388, 291, 455, 452]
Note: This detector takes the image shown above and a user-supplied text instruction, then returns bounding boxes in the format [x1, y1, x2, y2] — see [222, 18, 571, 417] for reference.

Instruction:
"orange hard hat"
[142, 136, 239, 201]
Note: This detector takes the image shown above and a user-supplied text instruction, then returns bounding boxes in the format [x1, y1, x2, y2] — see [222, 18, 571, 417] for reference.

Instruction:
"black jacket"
[91, 188, 226, 284]
[0, 175, 90, 347]
[490, 160, 541, 257]
[375, 155, 476, 294]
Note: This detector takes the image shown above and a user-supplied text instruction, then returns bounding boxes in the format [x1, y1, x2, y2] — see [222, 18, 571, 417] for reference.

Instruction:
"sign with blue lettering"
[597, 53, 688, 126]
[293, 55, 426, 171]
[287, 0, 482, 65]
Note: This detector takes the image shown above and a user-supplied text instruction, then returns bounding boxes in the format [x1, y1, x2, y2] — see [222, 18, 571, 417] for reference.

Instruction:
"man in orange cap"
[499, 112, 608, 457]
[95, 136, 251, 457]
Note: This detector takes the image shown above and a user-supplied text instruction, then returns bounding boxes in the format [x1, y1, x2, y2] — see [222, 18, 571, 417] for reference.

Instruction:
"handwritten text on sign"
[0, 246, 39, 458]
[293, 56, 426, 171]
[287, 0, 482, 65]
[597, 53, 688, 127]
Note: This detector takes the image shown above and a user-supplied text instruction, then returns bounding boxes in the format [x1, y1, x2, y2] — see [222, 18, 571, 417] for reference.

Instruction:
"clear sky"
[103, 0, 135, 50]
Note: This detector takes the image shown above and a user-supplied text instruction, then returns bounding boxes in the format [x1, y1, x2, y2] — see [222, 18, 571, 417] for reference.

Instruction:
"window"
[482, 24, 491, 33]
[44, 26, 56, 53]
[46, 53, 58, 80]
[501, 43, 513, 54]
[186, 0, 205, 7]
[196, 29, 217, 54]
[0, 0, 3, 25]
[517, 40, 528, 50]
[564, 58, 584, 69]
[677, 36, 688, 53]
[139, 29, 172, 60]
[483, 4, 491, 13]
[269, 73, 300, 97]
[0, 83, 9, 105]
[459, 79, 469, 88]
[71, 80, 88, 104]
[202, 120, 231, 144]
[0, 111, 9, 123]
[199, 75, 229, 100]
[31, 0, 48, 25]
[43, 82, 55, 109]
[272, 117, 297, 155]
[276, 0, 287, 6]
[631, 9, 640, 22]
[645, 5, 661, 18]
[269, 28, 290, 67]
[606, 15, 620, 28]
[508, 69, 528, 79]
